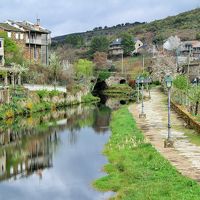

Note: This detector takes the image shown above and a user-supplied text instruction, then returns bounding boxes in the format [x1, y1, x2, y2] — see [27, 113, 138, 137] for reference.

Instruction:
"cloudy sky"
[0, 0, 199, 37]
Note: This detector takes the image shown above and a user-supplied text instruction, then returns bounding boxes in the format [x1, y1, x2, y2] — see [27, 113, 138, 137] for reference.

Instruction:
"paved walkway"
[129, 87, 200, 182]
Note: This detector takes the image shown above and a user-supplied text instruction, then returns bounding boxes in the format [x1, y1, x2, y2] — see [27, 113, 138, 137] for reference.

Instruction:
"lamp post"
[136, 76, 140, 104]
[139, 76, 146, 118]
[164, 75, 174, 148]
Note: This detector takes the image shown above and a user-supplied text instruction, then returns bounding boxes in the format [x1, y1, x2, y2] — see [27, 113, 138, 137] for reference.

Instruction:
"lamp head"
[140, 76, 145, 84]
[165, 75, 172, 89]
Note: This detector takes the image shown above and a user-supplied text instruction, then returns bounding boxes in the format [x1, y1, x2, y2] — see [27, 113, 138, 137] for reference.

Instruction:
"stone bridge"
[105, 75, 127, 87]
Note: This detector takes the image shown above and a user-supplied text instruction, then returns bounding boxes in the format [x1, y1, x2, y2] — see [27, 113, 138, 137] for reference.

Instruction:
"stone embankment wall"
[171, 101, 200, 134]
[43, 87, 90, 105]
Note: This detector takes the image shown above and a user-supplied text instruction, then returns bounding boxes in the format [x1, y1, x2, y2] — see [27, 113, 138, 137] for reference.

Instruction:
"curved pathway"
[129, 87, 200, 182]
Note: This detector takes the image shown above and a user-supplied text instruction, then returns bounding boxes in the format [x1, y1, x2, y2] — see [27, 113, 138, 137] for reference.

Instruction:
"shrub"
[36, 90, 49, 100]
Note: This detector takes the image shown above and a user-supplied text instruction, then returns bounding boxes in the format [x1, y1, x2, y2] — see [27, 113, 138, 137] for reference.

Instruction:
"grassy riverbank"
[94, 107, 200, 199]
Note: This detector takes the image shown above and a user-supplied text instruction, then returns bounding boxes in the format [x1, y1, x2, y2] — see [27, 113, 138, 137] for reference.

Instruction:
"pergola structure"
[0, 64, 27, 86]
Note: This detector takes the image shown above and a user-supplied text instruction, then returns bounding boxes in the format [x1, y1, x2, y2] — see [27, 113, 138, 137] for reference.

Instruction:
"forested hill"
[52, 21, 145, 44]
[52, 8, 200, 45]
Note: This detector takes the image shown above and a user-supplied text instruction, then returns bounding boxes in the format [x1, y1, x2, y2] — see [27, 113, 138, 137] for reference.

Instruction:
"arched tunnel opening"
[120, 79, 126, 84]
[92, 80, 109, 104]
[93, 80, 108, 91]
[120, 100, 127, 105]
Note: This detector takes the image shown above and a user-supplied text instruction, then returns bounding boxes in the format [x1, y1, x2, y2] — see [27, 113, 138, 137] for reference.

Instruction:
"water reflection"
[0, 104, 113, 200]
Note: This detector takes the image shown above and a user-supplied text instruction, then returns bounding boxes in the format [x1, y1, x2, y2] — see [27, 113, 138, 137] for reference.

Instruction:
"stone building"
[108, 38, 144, 56]
[0, 38, 4, 66]
[179, 40, 200, 60]
[0, 20, 51, 66]
[108, 38, 124, 56]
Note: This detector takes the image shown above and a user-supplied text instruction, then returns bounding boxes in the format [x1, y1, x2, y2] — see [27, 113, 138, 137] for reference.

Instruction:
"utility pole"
[121, 52, 124, 74]
[142, 55, 145, 73]
[186, 47, 192, 106]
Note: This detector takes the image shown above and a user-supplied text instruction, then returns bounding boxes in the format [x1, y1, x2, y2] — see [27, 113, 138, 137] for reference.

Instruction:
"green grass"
[93, 106, 200, 200]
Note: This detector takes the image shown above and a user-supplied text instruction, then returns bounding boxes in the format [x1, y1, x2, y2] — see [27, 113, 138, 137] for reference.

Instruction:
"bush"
[36, 90, 49, 100]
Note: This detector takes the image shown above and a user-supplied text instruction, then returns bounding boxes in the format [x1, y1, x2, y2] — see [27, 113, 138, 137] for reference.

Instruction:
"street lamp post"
[164, 75, 174, 148]
[136, 76, 140, 104]
[139, 76, 146, 118]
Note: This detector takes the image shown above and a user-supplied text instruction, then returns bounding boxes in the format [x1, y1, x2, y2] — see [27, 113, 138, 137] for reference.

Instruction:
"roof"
[16, 21, 51, 34]
[110, 38, 122, 46]
[180, 40, 200, 50]
[110, 38, 143, 46]
[5, 20, 51, 34]
[0, 23, 22, 32]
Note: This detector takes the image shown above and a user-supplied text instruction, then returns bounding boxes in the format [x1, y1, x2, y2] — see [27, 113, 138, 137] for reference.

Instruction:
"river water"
[0, 104, 114, 200]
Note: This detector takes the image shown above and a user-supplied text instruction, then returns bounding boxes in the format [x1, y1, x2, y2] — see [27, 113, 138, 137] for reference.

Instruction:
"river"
[0, 104, 114, 200]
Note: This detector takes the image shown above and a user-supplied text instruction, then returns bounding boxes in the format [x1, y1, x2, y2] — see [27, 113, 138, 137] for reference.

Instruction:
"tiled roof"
[110, 38, 122, 46]
[16, 21, 51, 34]
[0, 23, 22, 32]
[181, 40, 200, 48]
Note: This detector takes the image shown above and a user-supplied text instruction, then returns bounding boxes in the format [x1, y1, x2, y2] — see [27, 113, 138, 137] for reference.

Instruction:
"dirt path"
[129, 87, 200, 182]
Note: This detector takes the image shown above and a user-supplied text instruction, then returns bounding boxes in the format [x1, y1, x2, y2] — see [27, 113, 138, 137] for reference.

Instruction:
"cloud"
[0, 0, 199, 36]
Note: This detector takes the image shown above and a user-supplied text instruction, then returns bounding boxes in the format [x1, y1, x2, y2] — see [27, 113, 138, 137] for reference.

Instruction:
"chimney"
[34, 18, 40, 30]
[36, 18, 40, 26]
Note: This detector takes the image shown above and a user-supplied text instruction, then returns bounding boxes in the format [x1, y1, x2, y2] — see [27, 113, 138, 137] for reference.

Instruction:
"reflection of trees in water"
[0, 103, 112, 181]
[68, 129, 78, 145]
[92, 105, 111, 134]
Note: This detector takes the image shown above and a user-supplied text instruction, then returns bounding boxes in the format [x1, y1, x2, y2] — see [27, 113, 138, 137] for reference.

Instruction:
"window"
[7, 32, 11, 38]
[20, 33, 24, 40]
[15, 33, 19, 40]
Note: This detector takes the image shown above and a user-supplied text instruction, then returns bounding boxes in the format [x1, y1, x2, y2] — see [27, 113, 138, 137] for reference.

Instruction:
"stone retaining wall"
[171, 101, 200, 134]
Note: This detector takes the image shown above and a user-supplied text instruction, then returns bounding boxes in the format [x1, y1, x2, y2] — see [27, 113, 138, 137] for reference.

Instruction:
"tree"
[121, 33, 135, 56]
[74, 59, 94, 81]
[173, 75, 188, 105]
[65, 34, 84, 48]
[90, 36, 109, 56]
[188, 86, 200, 115]
[163, 36, 181, 51]
[93, 52, 107, 70]
[152, 33, 165, 45]
[173, 75, 188, 91]
[0, 31, 25, 65]
[49, 52, 62, 89]
[196, 33, 200, 40]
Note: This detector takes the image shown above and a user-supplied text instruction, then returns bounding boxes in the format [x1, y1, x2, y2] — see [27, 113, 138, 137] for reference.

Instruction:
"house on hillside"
[108, 38, 144, 56]
[132, 39, 144, 54]
[179, 40, 200, 60]
[0, 38, 4, 66]
[0, 20, 51, 66]
[108, 38, 123, 56]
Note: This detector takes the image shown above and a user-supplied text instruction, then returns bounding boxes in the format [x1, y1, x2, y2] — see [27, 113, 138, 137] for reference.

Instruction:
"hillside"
[52, 22, 145, 44]
[52, 8, 200, 46]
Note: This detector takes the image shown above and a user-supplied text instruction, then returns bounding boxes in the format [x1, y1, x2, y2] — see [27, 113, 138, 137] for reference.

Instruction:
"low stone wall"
[171, 101, 200, 134]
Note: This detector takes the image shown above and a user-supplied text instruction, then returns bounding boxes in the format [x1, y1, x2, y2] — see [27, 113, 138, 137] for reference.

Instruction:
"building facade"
[108, 38, 144, 56]
[179, 40, 200, 59]
[0, 20, 51, 66]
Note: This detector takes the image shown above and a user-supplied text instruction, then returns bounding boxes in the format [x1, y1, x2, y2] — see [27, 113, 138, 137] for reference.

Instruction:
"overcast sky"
[0, 0, 199, 37]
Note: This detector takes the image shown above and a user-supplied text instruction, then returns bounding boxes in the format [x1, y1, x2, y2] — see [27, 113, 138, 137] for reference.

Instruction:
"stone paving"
[129, 87, 200, 182]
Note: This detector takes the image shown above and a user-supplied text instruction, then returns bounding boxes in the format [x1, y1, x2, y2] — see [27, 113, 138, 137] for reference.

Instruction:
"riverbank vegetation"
[94, 107, 200, 199]
[0, 87, 100, 120]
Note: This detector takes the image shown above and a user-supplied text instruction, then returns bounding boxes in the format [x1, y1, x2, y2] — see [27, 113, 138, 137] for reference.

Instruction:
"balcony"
[26, 38, 42, 45]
